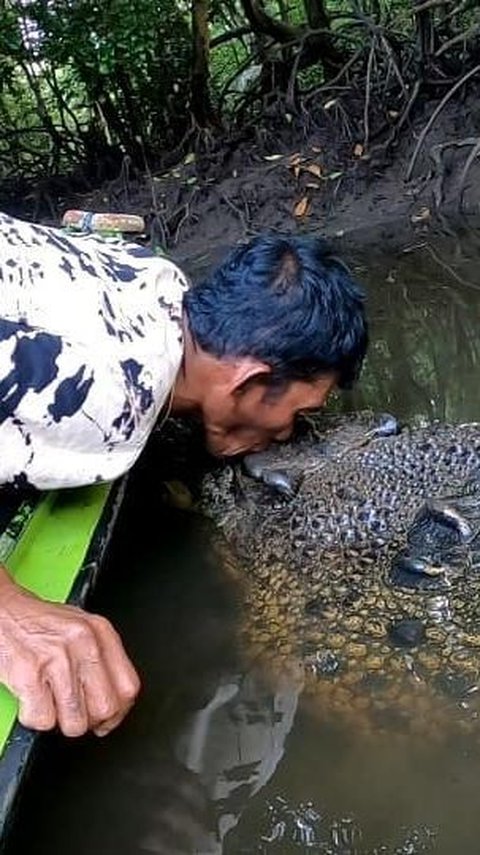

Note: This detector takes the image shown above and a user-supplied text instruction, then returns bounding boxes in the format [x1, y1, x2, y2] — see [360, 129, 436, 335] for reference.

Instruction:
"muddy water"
[5, 224, 480, 854]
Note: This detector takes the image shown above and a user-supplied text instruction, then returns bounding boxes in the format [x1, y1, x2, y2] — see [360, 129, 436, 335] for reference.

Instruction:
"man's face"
[203, 373, 337, 457]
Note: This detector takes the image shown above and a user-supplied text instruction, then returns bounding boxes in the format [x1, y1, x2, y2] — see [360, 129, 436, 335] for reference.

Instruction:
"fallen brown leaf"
[305, 163, 323, 178]
[293, 196, 311, 218]
[289, 152, 303, 167]
[353, 143, 364, 158]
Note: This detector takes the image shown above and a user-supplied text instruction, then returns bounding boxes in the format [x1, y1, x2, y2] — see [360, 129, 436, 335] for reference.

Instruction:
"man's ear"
[227, 357, 272, 396]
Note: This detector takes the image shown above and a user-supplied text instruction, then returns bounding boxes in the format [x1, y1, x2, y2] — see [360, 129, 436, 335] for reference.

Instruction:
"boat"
[0, 478, 127, 839]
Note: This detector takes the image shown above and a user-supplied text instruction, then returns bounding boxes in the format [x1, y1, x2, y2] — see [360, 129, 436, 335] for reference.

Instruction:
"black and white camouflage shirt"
[0, 213, 188, 490]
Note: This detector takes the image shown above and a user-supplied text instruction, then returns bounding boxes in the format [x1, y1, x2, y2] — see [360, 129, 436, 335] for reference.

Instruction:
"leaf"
[353, 143, 364, 158]
[323, 99, 337, 110]
[293, 196, 311, 218]
[326, 171, 343, 180]
[184, 152, 195, 165]
[311, 145, 322, 153]
[289, 152, 303, 166]
[305, 163, 323, 178]
[305, 182, 321, 189]
[264, 154, 283, 161]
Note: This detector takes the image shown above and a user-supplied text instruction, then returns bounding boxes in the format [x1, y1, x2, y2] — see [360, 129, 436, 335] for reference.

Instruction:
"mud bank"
[2, 93, 480, 260]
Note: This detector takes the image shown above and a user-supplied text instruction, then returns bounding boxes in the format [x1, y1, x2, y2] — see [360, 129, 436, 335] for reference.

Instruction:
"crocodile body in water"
[188, 412, 480, 738]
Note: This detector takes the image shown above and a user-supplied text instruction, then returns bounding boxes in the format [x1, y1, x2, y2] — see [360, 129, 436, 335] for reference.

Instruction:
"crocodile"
[188, 412, 480, 739]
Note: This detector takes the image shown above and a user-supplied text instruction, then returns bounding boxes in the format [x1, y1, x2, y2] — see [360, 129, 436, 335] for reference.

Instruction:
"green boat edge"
[0, 478, 127, 842]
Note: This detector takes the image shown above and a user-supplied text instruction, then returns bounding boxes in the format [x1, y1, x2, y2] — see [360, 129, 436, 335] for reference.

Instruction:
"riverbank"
[2, 91, 480, 258]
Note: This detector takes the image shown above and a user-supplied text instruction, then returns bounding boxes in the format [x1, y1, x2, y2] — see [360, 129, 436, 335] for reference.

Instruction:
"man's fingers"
[46, 657, 89, 738]
[93, 709, 131, 738]
[18, 614, 139, 737]
[0, 571, 141, 738]
[78, 660, 123, 731]
[88, 615, 141, 706]
[71, 615, 140, 733]
[17, 677, 57, 732]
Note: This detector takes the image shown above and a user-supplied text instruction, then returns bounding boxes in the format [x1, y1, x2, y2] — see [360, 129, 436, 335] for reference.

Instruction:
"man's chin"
[207, 440, 268, 458]
[208, 445, 248, 459]
[206, 436, 246, 458]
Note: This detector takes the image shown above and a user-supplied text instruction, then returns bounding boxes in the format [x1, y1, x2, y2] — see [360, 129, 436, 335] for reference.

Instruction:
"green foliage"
[30, 0, 191, 143]
[0, 0, 192, 178]
[0, 0, 479, 181]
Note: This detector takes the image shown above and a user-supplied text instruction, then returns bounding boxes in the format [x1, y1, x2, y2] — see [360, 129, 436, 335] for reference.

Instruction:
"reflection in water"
[5, 224, 480, 854]
[342, 226, 480, 423]
[157, 666, 302, 854]
[4, 498, 303, 855]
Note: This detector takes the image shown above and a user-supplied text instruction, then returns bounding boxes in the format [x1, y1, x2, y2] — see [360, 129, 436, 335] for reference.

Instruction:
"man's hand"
[0, 565, 140, 737]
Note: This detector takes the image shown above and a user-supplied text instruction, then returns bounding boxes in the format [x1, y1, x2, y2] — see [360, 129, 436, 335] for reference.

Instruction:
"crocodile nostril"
[242, 452, 271, 481]
[242, 453, 299, 497]
[261, 469, 298, 497]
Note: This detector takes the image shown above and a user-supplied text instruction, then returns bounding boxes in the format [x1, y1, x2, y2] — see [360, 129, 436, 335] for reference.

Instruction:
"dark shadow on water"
[5, 222, 480, 854]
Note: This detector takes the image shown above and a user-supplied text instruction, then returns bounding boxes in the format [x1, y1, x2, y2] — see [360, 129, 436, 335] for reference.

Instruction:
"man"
[0, 212, 367, 739]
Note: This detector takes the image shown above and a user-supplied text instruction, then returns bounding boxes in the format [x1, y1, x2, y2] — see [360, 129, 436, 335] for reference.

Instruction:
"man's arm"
[0, 565, 140, 737]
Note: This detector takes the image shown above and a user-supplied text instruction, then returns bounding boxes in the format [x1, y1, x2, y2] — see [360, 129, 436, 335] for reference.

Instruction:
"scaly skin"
[197, 413, 480, 739]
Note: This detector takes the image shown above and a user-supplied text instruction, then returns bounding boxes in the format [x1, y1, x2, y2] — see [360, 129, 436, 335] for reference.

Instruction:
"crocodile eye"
[408, 504, 473, 551]
[371, 413, 401, 438]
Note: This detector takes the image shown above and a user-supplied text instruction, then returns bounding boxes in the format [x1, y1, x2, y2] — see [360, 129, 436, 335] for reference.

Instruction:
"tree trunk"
[413, 0, 435, 68]
[303, 0, 329, 30]
[301, 0, 344, 78]
[19, 60, 65, 168]
[191, 0, 217, 127]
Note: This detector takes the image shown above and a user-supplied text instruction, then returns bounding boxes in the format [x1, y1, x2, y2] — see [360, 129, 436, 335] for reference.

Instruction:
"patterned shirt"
[0, 213, 188, 490]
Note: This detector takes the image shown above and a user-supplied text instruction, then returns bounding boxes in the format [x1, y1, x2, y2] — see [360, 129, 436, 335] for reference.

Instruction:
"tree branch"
[211, 25, 252, 48]
[239, 0, 298, 44]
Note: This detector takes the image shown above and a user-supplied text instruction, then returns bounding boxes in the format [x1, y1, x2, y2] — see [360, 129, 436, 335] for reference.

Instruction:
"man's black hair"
[183, 233, 368, 389]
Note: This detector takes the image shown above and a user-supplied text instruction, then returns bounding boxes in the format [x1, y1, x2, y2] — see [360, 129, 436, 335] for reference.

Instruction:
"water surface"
[5, 223, 480, 855]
